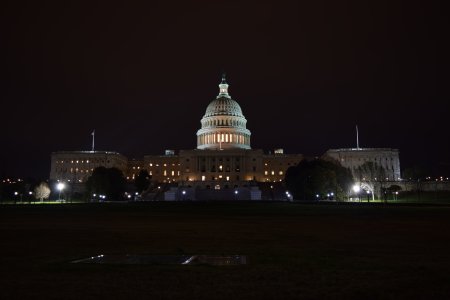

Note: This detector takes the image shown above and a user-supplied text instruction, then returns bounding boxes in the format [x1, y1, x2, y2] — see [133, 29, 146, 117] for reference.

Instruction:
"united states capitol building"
[50, 75, 401, 199]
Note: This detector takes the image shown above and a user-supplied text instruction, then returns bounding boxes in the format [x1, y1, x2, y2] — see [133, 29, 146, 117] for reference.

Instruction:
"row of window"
[148, 163, 180, 167]
[55, 168, 94, 173]
[264, 170, 284, 176]
[55, 159, 113, 164]
[198, 132, 250, 145]
[201, 175, 240, 181]
[203, 118, 245, 127]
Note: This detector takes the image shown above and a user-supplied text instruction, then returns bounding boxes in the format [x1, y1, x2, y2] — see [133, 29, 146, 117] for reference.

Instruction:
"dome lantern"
[218, 73, 230, 98]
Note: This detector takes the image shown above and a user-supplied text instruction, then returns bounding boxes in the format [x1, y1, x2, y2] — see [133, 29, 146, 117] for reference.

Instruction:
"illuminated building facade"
[324, 148, 401, 181]
[50, 151, 127, 183]
[49, 75, 400, 199]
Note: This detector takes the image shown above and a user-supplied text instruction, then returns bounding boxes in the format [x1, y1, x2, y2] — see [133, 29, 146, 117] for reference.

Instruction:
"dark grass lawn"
[1, 202, 450, 299]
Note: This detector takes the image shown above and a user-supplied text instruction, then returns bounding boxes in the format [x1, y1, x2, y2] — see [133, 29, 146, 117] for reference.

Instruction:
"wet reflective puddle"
[71, 254, 247, 266]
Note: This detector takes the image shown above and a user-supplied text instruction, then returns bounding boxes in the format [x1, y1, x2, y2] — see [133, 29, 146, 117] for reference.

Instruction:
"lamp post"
[57, 182, 65, 201]
[353, 184, 361, 202]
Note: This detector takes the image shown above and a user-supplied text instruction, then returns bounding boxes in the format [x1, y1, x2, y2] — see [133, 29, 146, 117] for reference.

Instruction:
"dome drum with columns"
[197, 75, 251, 150]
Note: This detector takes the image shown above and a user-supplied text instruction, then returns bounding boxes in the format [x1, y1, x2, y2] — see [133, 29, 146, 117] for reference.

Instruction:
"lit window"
[226, 176, 230, 181]
[265, 171, 268, 175]
[271, 171, 275, 175]
[163, 170, 167, 176]
[171, 171, 175, 176]
[202, 175, 206, 181]
[149, 163, 153, 166]
[279, 171, 283, 175]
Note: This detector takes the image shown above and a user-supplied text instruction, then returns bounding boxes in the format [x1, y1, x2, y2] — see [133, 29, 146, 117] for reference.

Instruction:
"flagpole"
[92, 130, 95, 152]
[356, 125, 360, 150]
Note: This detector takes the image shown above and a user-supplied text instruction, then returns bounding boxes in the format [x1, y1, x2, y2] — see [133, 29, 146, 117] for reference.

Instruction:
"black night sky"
[1, 1, 447, 179]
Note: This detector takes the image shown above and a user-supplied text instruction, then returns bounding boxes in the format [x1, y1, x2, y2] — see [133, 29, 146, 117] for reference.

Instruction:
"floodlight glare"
[57, 183, 65, 191]
[352, 185, 360, 193]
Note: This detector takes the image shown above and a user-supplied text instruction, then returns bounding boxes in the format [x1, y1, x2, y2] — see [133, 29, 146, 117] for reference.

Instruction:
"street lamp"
[14, 191, 19, 204]
[353, 184, 360, 201]
[57, 182, 65, 201]
[285, 191, 292, 201]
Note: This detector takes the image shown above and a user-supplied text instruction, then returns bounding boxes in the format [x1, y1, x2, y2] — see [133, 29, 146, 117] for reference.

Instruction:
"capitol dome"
[197, 75, 251, 150]
[204, 97, 244, 117]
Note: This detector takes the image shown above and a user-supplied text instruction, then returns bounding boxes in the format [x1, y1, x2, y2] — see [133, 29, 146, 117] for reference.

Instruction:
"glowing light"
[57, 183, 65, 191]
[352, 185, 360, 193]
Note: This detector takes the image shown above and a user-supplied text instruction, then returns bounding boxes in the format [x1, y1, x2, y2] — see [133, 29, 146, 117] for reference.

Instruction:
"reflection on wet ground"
[71, 254, 247, 265]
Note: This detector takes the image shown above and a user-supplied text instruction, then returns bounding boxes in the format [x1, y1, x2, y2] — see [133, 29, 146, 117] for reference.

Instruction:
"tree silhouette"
[135, 169, 151, 194]
[285, 159, 353, 200]
[86, 167, 126, 201]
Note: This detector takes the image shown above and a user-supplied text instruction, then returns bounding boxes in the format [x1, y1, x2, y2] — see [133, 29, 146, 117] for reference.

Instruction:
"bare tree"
[354, 162, 386, 201]
[34, 182, 51, 202]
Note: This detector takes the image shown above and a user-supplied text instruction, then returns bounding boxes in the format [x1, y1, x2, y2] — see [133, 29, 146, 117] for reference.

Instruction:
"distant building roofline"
[52, 151, 124, 155]
[326, 148, 399, 152]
